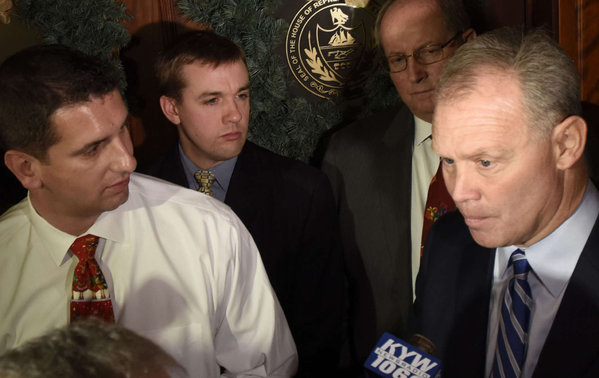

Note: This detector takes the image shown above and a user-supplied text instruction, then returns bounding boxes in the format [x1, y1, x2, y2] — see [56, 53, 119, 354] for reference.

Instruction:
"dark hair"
[0, 320, 184, 378]
[155, 30, 246, 102]
[0, 44, 121, 159]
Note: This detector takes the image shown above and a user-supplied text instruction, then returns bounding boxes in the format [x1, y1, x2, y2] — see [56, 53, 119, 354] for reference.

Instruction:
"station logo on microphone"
[365, 332, 441, 378]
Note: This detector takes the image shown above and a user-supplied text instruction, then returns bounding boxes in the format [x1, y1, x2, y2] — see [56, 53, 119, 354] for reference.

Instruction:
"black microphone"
[364, 332, 441, 378]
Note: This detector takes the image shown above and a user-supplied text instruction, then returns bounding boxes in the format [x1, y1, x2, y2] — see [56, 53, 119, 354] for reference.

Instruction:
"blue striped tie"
[492, 249, 532, 378]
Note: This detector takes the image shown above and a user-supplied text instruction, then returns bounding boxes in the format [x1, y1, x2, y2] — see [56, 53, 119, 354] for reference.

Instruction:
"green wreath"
[14, 0, 130, 89]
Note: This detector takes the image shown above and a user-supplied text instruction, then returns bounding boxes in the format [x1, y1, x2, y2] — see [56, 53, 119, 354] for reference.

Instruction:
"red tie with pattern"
[70, 234, 115, 322]
[421, 163, 456, 256]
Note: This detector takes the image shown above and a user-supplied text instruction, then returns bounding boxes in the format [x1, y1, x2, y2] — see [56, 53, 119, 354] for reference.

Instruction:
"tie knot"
[70, 234, 99, 261]
[194, 170, 216, 196]
[510, 249, 531, 276]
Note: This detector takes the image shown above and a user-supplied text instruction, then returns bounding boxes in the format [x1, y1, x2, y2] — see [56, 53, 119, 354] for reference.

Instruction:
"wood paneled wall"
[558, 0, 599, 104]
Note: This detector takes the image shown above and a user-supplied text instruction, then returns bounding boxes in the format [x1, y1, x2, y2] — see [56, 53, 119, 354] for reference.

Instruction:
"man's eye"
[442, 157, 454, 165]
[85, 145, 100, 156]
[391, 56, 407, 64]
[205, 98, 218, 104]
[480, 160, 492, 167]
[421, 47, 442, 55]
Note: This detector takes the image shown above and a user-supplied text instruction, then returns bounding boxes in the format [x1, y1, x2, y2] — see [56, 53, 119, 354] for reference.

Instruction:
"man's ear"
[464, 28, 477, 42]
[4, 150, 43, 190]
[159, 95, 181, 125]
[552, 115, 587, 170]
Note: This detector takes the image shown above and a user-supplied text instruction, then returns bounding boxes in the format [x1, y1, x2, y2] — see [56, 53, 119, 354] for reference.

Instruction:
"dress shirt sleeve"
[215, 215, 298, 377]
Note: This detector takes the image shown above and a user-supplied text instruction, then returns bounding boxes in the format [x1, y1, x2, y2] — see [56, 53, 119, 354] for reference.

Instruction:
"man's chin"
[406, 103, 434, 122]
[104, 190, 130, 212]
[469, 229, 502, 249]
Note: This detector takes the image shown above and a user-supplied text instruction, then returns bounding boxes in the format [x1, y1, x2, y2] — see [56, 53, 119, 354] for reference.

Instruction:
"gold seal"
[345, 0, 370, 8]
[285, 0, 377, 99]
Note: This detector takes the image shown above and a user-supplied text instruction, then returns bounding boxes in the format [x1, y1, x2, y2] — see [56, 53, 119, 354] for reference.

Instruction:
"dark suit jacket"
[139, 141, 345, 377]
[322, 104, 415, 362]
[413, 210, 599, 377]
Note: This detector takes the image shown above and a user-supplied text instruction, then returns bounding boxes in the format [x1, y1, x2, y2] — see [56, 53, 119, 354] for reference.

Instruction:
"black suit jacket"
[322, 105, 415, 360]
[139, 141, 345, 377]
[413, 211, 599, 377]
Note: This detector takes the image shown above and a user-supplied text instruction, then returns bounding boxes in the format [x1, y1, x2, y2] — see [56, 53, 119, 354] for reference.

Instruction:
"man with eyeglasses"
[321, 0, 475, 373]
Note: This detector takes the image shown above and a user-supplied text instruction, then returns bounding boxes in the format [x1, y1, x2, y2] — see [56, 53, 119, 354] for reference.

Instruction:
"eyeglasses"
[385, 31, 466, 73]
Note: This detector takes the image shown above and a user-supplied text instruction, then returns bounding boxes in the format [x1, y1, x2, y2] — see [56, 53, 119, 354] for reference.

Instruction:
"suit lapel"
[225, 142, 268, 229]
[156, 145, 188, 187]
[376, 105, 414, 258]
[447, 234, 495, 376]
[533, 216, 599, 377]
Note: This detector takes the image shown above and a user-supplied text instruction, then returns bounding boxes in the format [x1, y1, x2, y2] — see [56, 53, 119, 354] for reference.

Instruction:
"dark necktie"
[194, 170, 216, 197]
[421, 162, 456, 255]
[70, 234, 115, 323]
[492, 249, 533, 378]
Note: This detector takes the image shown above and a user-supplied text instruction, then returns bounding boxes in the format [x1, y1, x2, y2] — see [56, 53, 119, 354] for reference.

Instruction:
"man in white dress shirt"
[0, 44, 297, 377]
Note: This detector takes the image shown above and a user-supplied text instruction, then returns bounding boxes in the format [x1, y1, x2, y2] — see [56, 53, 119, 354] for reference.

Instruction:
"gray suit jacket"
[322, 104, 415, 363]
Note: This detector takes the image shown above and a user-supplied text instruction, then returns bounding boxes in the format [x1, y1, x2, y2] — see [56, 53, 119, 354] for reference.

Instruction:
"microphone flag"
[364, 332, 441, 378]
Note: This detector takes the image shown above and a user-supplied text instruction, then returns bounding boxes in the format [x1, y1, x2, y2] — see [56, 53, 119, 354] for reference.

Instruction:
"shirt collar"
[497, 180, 599, 297]
[413, 115, 432, 147]
[27, 175, 144, 266]
[88, 174, 152, 245]
[27, 194, 85, 267]
[178, 143, 237, 192]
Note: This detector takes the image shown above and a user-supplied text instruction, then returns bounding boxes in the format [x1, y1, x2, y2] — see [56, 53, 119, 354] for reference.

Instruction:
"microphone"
[364, 332, 441, 378]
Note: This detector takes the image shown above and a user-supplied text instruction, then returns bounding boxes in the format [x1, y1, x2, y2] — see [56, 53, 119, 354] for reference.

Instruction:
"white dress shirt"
[0, 173, 297, 377]
[485, 181, 599, 377]
[410, 116, 440, 296]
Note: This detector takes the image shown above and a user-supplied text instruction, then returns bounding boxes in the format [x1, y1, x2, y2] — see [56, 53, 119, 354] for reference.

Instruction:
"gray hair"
[436, 26, 581, 137]
[0, 320, 185, 378]
[374, 0, 471, 51]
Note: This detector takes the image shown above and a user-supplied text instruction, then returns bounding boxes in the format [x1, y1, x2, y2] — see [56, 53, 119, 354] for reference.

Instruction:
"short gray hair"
[374, 0, 471, 51]
[436, 26, 581, 137]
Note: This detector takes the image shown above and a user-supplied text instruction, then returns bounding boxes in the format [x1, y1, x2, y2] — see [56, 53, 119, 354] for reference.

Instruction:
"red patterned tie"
[70, 234, 115, 322]
[421, 163, 456, 256]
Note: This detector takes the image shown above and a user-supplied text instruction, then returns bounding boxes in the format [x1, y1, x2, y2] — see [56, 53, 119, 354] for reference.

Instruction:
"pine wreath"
[13, 0, 131, 89]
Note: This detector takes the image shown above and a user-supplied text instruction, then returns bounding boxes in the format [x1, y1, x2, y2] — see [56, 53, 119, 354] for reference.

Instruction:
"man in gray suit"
[322, 0, 475, 370]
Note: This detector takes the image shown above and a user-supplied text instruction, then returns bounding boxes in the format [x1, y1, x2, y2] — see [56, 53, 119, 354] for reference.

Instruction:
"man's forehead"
[433, 77, 528, 149]
[49, 91, 127, 139]
[437, 68, 519, 109]
[386, 0, 439, 18]
[181, 60, 249, 87]
[382, 0, 444, 31]
[51, 90, 124, 117]
[183, 59, 247, 73]
[381, 0, 448, 51]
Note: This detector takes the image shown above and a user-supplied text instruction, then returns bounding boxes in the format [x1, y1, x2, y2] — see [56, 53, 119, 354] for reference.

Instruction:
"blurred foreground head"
[0, 320, 185, 378]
